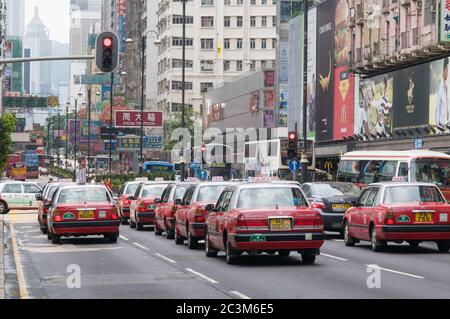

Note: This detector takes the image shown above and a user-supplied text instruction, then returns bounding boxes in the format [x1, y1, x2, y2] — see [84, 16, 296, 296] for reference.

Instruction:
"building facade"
[5, 0, 24, 37]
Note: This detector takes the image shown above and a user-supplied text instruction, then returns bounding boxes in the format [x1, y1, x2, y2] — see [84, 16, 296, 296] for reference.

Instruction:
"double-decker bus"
[337, 150, 450, 200]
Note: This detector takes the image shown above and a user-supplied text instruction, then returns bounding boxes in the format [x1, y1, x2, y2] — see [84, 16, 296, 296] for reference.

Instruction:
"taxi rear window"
[57, 188, 111, 204]
[237, 187, 308, 209]
[383, 186, 445, 204]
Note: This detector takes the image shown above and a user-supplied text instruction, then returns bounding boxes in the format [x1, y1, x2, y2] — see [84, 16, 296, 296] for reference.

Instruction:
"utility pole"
[300, 0, 309, 184]
[139, 34, 146, 174]
[87, 87, 92, 173]
[65, 104, 69, 168]
[109, 72, 114, 174]
[181, 0, 186, 182]
[74, 98, 78, 180]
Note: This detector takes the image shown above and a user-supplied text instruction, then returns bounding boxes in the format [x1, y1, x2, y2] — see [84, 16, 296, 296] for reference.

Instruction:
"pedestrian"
[105, 178, 112, 193]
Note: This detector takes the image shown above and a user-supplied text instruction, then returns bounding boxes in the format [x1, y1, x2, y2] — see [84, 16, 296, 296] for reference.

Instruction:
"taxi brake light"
[236, 214, 247, 231]
[54, 210, 62, 222]
[311, 202, 326, 210]
[385, 208, 395, 225]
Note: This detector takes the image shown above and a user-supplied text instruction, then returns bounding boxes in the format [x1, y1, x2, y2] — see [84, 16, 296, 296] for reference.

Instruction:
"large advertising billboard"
[430, 58, 450, 126]
[315, 0, 334, 141]
[333, 68, 355, 139]
[115, 111, 163, 128]
[307, 7, 317, 140]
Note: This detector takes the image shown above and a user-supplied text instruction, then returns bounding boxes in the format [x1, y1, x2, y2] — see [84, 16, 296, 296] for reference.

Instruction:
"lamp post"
[67, 91, 84, 180]
[126, 30, 161, 174]
[181, 0, 187, 182]
[300, 0, 309, 184]
[65, 103, 69, 168]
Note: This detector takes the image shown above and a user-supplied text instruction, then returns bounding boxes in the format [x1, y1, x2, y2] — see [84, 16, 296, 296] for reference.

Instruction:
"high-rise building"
[5, 0, 24, 37]
[69, 0, 101, 99]
[156, 0, 277, 121]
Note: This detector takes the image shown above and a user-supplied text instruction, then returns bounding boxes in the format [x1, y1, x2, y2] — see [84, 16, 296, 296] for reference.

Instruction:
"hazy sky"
[24, 0, 70, 44]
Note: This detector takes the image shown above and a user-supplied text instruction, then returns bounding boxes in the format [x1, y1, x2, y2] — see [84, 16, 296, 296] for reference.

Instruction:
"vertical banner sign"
[316, 0, 335, 141]
[440, 0, 450, 42]
[307, 7, 317, 140]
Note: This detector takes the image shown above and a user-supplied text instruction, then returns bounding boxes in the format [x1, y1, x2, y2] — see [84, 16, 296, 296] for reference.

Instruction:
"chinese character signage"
[115, 111, 163, 128]
[117, 136, 163, 151]
[440, 0, 450, 42]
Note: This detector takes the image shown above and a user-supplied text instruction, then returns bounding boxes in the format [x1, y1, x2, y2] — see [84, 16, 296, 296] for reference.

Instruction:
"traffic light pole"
[301, 0, 309, 184]
[181, 0, 186, 182]
[109, 72, 114, 174]
[74, 98, 78, 181]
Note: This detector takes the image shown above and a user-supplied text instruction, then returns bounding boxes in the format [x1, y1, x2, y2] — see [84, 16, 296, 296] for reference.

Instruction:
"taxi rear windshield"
[125, 183, 139, 195]
[383, 186, 445, 205]
[197, 185, 228, 202]
[141, 185, 167, 198]
[237, 187, 308, 209]
[58, 188, 111, 204]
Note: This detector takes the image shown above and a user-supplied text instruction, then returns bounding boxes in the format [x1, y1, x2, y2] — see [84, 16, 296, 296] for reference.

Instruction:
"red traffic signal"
[96, 32, 119, 73]
[288, 131, 298, 141]
[103, 37, 113, 48]
[287, 131, 298, 160]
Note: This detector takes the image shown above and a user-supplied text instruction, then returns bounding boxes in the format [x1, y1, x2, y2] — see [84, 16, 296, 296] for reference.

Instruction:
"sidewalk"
[0, 214, 4, 299]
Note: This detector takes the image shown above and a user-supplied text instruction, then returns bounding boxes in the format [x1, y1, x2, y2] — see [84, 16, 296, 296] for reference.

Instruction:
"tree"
[0, 113, 17, 173]
[163, 107, 197, 151]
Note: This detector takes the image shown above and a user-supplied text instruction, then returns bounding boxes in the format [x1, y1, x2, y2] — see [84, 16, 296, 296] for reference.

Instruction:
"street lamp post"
[181, 0, 186, 182]
[65, 104, 69, 168]
[300, 0, 309, 184]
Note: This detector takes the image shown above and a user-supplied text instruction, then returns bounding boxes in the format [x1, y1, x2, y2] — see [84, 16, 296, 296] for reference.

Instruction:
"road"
[2, 209, 450, 299]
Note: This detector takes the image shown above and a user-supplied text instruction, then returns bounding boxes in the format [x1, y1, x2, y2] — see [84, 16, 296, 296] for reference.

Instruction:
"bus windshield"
[412, 159, 450, 186]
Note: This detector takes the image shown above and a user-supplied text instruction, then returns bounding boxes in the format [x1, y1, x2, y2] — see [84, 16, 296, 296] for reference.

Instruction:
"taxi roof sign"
[135, 177, 149, 182]
[155, 178, 165, 182]
[186, 177, 199, 182]
[58, 179, 73, 183]
[211, 176, 224, 182]
[249, 176, 280, 183]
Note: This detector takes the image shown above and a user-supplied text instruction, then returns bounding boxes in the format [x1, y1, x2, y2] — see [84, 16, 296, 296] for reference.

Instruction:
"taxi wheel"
[0, 201, 8, 214]
[51, 235, 61, 245]
[136, 222, 144, 231]
[154, 223, 163, 236]
[205, 232, 218, 257]
[129, 219, 136, 229]
[175, 228, 184, 245]
[106, 233, 118, 243]
[225, 240, 239, 265]
[120, 217, 128, 225]
[370, 226, 386, 252]
[278, 250, 290, 257]
[165, 219, 174, 239]
[187, 230, 198, 249]
[47, 231, 53, 240]
[42, 227, 48, 235]
[437, 242, 450, 253]
[301, 253, 316, 264]
[344, 221, 356, 247]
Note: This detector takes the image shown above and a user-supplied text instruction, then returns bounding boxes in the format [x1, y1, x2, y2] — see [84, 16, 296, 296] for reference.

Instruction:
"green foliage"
[163, 107, 197, 151]
[0, 113, 16, 173]
[50, 166, 74, 180]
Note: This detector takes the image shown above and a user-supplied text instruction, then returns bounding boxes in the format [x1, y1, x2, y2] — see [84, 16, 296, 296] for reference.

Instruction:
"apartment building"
[156, 0, 277, 120]
[349, 0, 448, 74]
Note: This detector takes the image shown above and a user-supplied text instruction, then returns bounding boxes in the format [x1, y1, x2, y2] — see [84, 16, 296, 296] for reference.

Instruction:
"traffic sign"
[289, 159, 301, 172]
[200, 170, 209, 180]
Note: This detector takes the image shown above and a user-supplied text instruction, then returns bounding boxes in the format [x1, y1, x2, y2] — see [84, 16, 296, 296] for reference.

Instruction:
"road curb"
[0, 214, 4, 299]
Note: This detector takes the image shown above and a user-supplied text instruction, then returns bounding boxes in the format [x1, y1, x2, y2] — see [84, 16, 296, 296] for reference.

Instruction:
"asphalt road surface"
[3, 209, 450, 299]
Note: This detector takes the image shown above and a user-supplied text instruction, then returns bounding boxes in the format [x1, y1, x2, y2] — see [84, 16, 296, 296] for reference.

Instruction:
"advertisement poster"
[264, 110, 275, 128]
[315, 0, 335, 141]
[357, 74, 393, 136]
[334, 0, 350, 66]
[279, 41, 289, 83]
[264, 90, 275, 109]
[264, 70, 275, 87]
[115, 111, 163, 128]
[279, 84, 289, 126]
[333, 68, 355, 139]
[429, 58, 450, 126]
[393, 63, 430, 130]
[307, 7, 317, 139]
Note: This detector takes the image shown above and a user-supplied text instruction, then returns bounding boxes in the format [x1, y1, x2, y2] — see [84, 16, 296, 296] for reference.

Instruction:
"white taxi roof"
[342, 150, 450, 160]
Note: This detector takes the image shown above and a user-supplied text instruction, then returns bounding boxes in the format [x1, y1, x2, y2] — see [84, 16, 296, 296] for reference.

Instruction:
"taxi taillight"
[385, 208, 395, 225]
[112, 207, 119, 220]
[236, 214, 247, 231]
[314, 213, 324, 231]
[171, 205, 178, 215]
[194, 207, 206, 222]
[53, 210, 62, 222]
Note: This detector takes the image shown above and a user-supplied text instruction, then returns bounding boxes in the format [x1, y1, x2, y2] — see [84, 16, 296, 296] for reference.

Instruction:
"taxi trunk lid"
[385, 203, 450, 225]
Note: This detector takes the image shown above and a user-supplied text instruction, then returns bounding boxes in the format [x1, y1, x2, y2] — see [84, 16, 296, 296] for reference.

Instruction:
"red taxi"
[37, 181, 75, 234]
[117, 181, 141, 225]
[174, 182, 233, 249]
[343, 182, 450, 252]
[204, 183, 324, 264]
[154, 183, 193, 239]
[129, 182, 168, 231]
[46, 185, 120, 244]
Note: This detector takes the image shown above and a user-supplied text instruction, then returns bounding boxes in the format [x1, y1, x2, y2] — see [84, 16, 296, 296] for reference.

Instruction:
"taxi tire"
[370, 226, 386, 252]
[154, 223, 163, 236]
[106, 233, 118, 243]
[437, 242, 450, 253]
[47, 232, 53, 240]
[187, 230, 198, 249]
[0, 201, 8, 214]
[129, 219, 136, 229]
[225, 240, 239, 265]
[205, 232, 218, 257]
[165, 219, 175, 239]
[42, 227, 48, 235]
[175, 228, 184, 245]
[301, 253, 316, 264]
[51, 235, 61, 245]
[136, 222, 144, 231]
[344, 221, 356, 247]
[408, 241, 420, 248]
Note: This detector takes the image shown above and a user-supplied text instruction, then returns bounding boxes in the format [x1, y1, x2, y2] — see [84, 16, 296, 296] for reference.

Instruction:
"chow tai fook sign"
[115, 111, 163, 128]
[441, 0, 450, 42]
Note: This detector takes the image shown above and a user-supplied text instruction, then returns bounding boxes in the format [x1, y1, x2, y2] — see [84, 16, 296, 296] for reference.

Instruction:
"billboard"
[439, 0, 450, 43]
[307, 7, 317, 140]
[429, 58, 450, 126]
[115, 111, 163, 128]
[393, 63, 430, 130]
[315, 0, 335, 141]
[333, 68, 355, 139]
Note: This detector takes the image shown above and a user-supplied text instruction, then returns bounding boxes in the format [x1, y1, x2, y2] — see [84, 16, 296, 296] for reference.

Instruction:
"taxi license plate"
[78, 211, 94, 220]
[332, 203, 351, 210]
[414, 212, 433, 223]
[269, 218, 292, 231]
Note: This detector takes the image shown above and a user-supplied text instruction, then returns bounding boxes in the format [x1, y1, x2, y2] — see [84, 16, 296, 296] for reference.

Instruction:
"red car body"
[343, 182, 450, 252]
[204, 183, 325, 264]
[174, 182, 233, 249]
[154, 183, 193, 239]
[117, 181, 141, 224]
[47, 185, 120, 244]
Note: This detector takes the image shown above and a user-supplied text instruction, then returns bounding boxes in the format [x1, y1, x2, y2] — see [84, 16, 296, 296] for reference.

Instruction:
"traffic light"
[287, 131, 298, 160]
[96, 32, 119, 73]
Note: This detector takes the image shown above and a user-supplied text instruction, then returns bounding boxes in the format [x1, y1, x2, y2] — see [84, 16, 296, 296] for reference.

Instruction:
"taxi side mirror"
[205, 204, 215, 212]
[35, 193, 43, 201]
[44, 201, 51, 208]
[155, 198, 162, 204]
[174, 199, 182, 205]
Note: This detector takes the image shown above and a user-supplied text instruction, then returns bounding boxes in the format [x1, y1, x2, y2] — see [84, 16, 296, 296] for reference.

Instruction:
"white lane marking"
[185, 268, 219, 284]
[333, 239, 344, 242]
[119, 235, 129, 241]
[230, 291, 251, 299]
[133, 242, 150, 251]
[365, 264, 425, 279]
[321, 253, 348, 261]
[155, 253, 177, 264]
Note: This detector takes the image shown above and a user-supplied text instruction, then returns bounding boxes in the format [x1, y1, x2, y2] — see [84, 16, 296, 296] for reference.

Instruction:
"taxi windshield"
[383, 186, 445, 204]
[58, 188, 111, 204]
[124, 183, 139, 195]
[197, 185, 228, 202]
[311, 183, 361, 197]
[174, 186, 189, 200]
[413, 159, 450, 186]
[237, 187, 308, 209]
[45, 185, 59, 200]
[141, 185, 167, 198]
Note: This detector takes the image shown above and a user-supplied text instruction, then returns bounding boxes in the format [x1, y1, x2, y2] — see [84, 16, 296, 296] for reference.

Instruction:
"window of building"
[172, 81, 193, 90]
[261, 39, 267, 49]
[224, 16, 231, 27]
[171, 103, 193, 112]
[224, 60, 231, 71]
[172, 37, 193, 46]
[261, 16, 267, 27]
[250, 60, 256, 71]
[250, 38, 256, 49]
[224, 38, 230, 49]
[172, 59, 193, 68]
[237, 0, 243, 4]
[201, 38, 214, 50]
[200, 82, 214, 93]
[272, 15, 277, 26]
[172, 15, 193, 24]
[262, 0, 267, 4]
[236, 60, 243, 71]
[225, 0, 231, 4]
[251, 0, 256, 4]
[237, 16, 243, 27]
[237, 38, 243, 49]
[272, 38, 277, 49]
[250, 16, 256, 26]
[201, 0, 214, 5]
[201, 60, 214, 72]
[201, 16, 214, 27]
